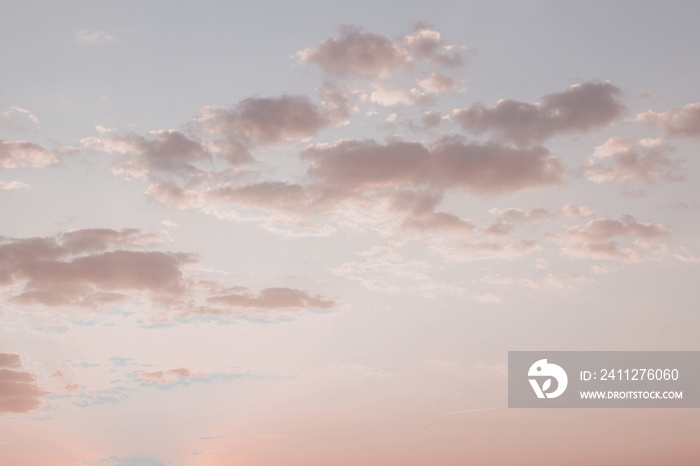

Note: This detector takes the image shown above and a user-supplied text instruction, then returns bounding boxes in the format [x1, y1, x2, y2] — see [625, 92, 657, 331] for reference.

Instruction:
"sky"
[1, 1, 700, 464]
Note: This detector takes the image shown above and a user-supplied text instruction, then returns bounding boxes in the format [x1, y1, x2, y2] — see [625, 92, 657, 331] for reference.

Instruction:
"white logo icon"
[528, 359, 568, 399]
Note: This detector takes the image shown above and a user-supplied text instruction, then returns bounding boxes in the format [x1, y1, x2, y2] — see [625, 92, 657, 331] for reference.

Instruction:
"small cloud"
[75, 30, 115, 45]
[95, 125, 116, 134]
[0, 181, 29, 190]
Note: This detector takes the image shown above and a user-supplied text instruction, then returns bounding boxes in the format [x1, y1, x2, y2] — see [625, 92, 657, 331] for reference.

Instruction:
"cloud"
[304, 139, 564, 195]
[75, 30, 115, 45]
[369, 74, 457, 108]
[196, 94, 339, 146]
[0, 353, 22, 368]
[436, 239, 541, 261]
[0, 181, 29, 190]
[480, 273, 586, 291]
[318, 83, 357, 126]
[636, 103, 700, 138]
[370, 86, 431, 107]
[143, 138, 562, 238]
[0, 229, 187, 308]
[140, 368, 206, 385]
[387, 190, 475, 233]
[584, 137, 683, 183]
[93, 130, 224, 182]
[558, 215, 670, 261]
[296, 26, 413, 79]
[0, 230, 336, 322]
[206, 287, 336, 311]
[563, 216, 670, 242]
[0, 354, 50, 415]
[0, 107, 40, 131]
[417, 73, 457, 93]
[0, 139, 60, 169]
[452, 81, 625, 145]
[401, 24, 472, 67]
[60, 228, 164, 253]
[489, 205, 595, 223]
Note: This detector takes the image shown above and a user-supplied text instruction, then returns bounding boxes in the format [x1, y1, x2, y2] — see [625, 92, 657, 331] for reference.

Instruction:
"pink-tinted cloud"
[304, 139, 564, 194]
[1, 229, 337, 321]
[296, 26, 413, 79]
[96, 130, 223, 182]
[0, 353, 22, 368]
[481, 272, 586, 291]
[558, 215, 670, 261]
[481, 220, 515, 237]
[435, 239, 541, 262]
[452, 81, 625, 145]
[489, 205, 595, 223]
[563, 216, 670, 242]
[203, 182, 310, 212]
[584, 137, 683, 183]
[318, 83, 357, 126]
[197, 94, 337, 146]
[144, 139, 562, 238]
[60, 228, 164, 253]
[401, 24, 472, 67]
[207, 287, 335, 311]
[140, 369, 204, 385]
[0, 181, 28, 190]
[369, 74, 457, 108]
[0, 139, 60, 169]
[0, 354, 50, 415]
[0, 229, 187, 308]
[388, 190, 475, 233]
[636, 103, 700, 137]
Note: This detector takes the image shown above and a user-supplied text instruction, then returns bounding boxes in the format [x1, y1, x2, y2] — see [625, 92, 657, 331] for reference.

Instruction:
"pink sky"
[1, 1, 700, 464]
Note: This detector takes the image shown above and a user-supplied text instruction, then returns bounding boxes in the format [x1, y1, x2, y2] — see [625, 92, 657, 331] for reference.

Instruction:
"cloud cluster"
[452, 81, 625, 145]
[0, 353, 50, 415]
[584, 137, 683, 184]
[140, 135, 564, 238]
[296, 24, 470, 79]
[0, 229, 336, 321]
[636, 103, 700, 138]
